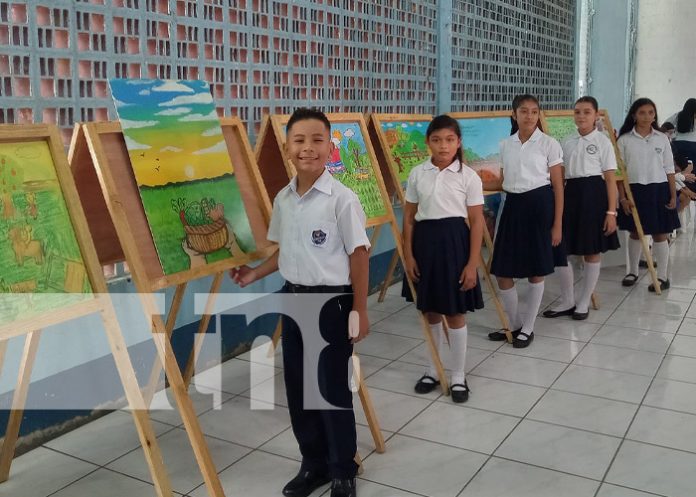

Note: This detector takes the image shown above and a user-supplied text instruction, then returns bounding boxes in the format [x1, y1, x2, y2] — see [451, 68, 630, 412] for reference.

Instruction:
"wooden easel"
[255, 112, 451, 395]
[368, 113, 513, 342]
[69, 117, 277, 497]
[541, 109, 661, 295]
[0, 124, 174, 497]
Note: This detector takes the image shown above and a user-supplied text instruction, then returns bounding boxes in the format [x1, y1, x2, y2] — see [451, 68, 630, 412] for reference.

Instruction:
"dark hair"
[426, 115, 463, 163]
[510, 94, 542, 135]
[674, 151, 689, 170]
[676, 98, 696, 134]
[619, 98, 660, 136]
[286, 107, 331, 133]
[575, 96, 599, 111]
[660, 121, 675, 133]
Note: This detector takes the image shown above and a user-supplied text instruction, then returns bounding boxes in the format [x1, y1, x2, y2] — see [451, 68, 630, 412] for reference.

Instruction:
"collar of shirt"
[578, 128, 599, 141]
[630, 127, 660, 140]
[422, 159, 463, 172]
[288, 169, 333, 197]
[512, 127, 543, 143]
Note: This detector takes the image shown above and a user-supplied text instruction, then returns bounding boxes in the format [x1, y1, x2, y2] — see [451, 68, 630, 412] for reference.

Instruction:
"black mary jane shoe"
[542, 306, 576, 318]
[488, 328, 522, 341]
[282, 469, 331, 497]
[512, 331, 534, 349]
[330, 478, 356, 497]
[414, 374, 440, 394]
[572, 310, 589, 320]
[450, 380, 470, 403]
[649, 279, 670, 292]
[622, 273, 638, 287]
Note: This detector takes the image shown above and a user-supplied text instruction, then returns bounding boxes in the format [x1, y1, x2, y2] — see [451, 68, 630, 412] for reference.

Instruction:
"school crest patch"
[586, 144, 598, 155]
[655, 147, 663, 154]
[311, 229, 327, 246]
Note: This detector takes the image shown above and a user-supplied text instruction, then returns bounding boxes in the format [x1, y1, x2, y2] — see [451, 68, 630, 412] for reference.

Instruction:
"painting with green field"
[378, 120, 430, 189]
[0, 140, 92, 326]
[543, 115, 577, 144]
[109, 79, 256, 275]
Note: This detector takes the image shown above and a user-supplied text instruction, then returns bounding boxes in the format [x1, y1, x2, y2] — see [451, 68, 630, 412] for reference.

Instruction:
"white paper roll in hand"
[348, 310, 360, 338]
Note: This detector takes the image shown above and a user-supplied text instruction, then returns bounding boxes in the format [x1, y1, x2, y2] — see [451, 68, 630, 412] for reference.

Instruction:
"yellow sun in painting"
[184, 165, 195, 179]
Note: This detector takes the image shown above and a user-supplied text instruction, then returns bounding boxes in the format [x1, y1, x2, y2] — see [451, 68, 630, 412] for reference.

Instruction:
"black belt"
[283, 282, 353, 294]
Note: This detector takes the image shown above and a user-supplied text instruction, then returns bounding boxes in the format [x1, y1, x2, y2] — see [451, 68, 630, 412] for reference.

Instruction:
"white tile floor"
[7, 231, 696, 496]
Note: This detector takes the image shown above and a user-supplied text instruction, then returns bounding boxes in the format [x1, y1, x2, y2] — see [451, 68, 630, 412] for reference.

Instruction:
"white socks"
[425, 321, 443, 381]
[653, 240, 670, 281]
[576, 261, 601, 314]
[520, 281, 545, 340]
[552, 265, 575, 311]
[628, 237, 642, 276]
[499, 286, 522, 330]
[448, 325, 468, 386]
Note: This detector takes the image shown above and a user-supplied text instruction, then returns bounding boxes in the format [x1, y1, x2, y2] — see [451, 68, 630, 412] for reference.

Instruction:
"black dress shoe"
[649, 279, 670, 292]
[488, 328, 522, 341]
[330, 478, 356, 497]
[451, 380, 470, 403]
[512, 331, 534, 348]
[414, 374, 440, 394]
[542, 306, 576, 318]
[282, 469, 331, 497]
[572, 311, 589, 320]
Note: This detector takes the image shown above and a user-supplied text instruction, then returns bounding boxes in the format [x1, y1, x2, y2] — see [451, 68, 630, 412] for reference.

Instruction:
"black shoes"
[622, 273, 638, 287]
[572, 311, 589, 320]
[282, 469, 331, 497]
[414, 374, 440, 394]
[330, 478, 356, 497]
[512, 331, 534, 348]
[649, 279, 670, 292]
[542, 306, 576, 318]
[488, 328, 522, 341]
[451, 380, 470, 403]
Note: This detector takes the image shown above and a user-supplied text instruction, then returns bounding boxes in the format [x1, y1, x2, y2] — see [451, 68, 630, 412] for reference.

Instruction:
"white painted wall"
[634, 0, 696, 121]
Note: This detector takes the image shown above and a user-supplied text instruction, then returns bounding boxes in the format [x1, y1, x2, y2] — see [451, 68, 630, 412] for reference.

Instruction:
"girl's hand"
[603, 214, 617, 235]
[551, 224, 562, 247]
[459, 263, 478, 291]
[684, 172, 696, 182]
[350, 309, 370, 344]
[229, 265, 257, 287]
[405, 255, 420, 282]
[620, 198, 634, 215]
[666, 196, 677, 210]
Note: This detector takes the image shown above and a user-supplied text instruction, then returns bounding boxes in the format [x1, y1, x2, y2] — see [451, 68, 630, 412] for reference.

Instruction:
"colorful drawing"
[0, 140, 92, 325]
[109, 79, 256, 275]
[543, 115, 578, 144]
[283, 120, 388, 221]
[456, 117, 511, 184]
[379, 120, 430, 188]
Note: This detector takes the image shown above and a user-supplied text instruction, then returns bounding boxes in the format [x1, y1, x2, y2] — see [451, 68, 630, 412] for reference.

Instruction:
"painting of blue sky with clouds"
[109, 79, 255, 275]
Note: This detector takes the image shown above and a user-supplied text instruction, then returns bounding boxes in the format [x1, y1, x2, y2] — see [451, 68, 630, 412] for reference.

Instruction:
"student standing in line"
[483, 94, 565, 348]
[618, 98, 680, 290]
[543, 96, 620, 321]
[402, 115, 484, 403]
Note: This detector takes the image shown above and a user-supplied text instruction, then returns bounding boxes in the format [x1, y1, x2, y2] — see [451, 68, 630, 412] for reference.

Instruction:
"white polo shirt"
[617, 128, 674, 185]
[267, 170, 371, 286]
[561, 129, 617, 179]
[500, 128, 564, 193]
[404, 159, 484, 221]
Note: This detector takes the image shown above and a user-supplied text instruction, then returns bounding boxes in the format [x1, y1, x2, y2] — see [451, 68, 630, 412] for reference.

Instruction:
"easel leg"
[377, 251, 400, 303]
[101, 306, 173, 497]
[0, 330, 41, 483]
[183, 273, 224, 387]
[591, 293, 599, 310]
[269, 318, 282, 358]
[0, 339, 8, 374]
[353, 354, 385, 453]
[143, 282, 188, 405]
[478, 255, 512, 343]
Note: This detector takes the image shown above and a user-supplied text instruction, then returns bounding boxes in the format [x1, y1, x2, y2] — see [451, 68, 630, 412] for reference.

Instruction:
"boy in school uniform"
[231, 108, 370, 497]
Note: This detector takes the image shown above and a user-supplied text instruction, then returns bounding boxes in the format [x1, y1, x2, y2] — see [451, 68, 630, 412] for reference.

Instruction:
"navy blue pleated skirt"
[617, 182, 680, 235]
[563, 176, 621, 255]
[401, 217, 484, 315]
[491, 185, 566, 278]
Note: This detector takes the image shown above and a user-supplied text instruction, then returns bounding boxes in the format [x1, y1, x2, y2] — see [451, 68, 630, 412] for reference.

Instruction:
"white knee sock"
[628, 237, 642, 276]
[425, 321, 443, 380]
[498, 286, 522, 330]
[576, 261, 601, 313]
[552, 265, 575, 311]
[653, 240, 670, 281]
[448, 325, 468, 385]
[520, 281, 545, 339]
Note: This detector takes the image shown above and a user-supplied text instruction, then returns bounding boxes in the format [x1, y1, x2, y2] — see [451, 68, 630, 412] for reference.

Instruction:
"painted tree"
[0, 155, 24, 220]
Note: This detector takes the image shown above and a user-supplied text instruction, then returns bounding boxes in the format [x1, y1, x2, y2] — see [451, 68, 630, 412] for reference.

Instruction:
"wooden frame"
[69, 116, 277, 497]
[255, 112, 452, 395]
[541, 109, 661, 295]
[0, 124, 174, 497]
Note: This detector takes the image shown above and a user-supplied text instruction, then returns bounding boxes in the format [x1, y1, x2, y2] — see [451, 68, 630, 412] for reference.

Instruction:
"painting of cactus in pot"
[109, 78, 255, 275]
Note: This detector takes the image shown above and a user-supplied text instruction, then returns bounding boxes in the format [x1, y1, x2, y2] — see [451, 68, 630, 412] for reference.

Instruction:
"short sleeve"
[599, 136, 618, 172]
[499, 140, 507, 171]
[662, 136, 675, 174]
[266, 198, 282, 243]
[465, 172, 485, 206]
[547, 138, 564, 167]
[337, 194, 371, 255]
[404, 167, 420, 204]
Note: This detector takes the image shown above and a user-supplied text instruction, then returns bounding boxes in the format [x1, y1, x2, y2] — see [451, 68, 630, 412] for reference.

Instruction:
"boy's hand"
[459, 263, 478, 291]
[229, 265, 257, 287]
[351, 308, 370, 344]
